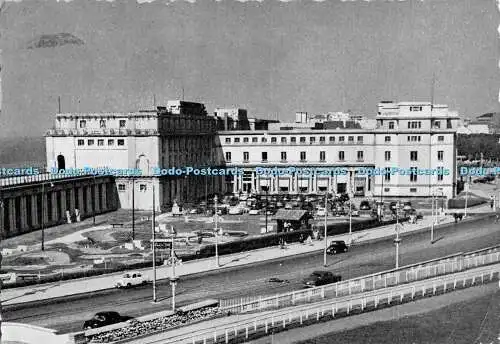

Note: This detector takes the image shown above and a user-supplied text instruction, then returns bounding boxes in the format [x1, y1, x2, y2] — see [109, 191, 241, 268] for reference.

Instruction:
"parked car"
[326, 240, 349, 255]
[83, 311, 123, 330]
[303, 271, 342, 288]
[228, 206, 245, 215]
[315, 207, 327, 217]
[403, 201, 412, 211]
[248, 209, 260, 215]
[359, 200, 371, 210]
[284, 203, 293, 209]
[115, 272, 148, 288]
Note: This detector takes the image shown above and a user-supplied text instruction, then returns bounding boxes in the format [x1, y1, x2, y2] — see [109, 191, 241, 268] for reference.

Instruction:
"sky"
[0, 0, 498, 138]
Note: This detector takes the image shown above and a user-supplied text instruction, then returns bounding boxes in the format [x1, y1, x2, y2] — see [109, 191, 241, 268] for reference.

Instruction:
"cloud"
[26, 33, 85, 49]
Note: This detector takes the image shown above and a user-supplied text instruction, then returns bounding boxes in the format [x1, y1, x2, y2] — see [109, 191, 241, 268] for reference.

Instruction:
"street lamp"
[151, 183, 157, 303]
[394, 201, 402, 269]
[92, 175, 96, 226]
[41, 181, 54, 252]
[464, 177, 469, 218]
[167, 234, 180, 312]
[323, 193, 328, 267]
[132, 177, 135, 241]
[214, 194, 220, 268]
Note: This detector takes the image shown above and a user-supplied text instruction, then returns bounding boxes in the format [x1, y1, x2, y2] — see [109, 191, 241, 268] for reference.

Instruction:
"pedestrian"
[496, 213, 499, 223]
[491, 200, 494, 209]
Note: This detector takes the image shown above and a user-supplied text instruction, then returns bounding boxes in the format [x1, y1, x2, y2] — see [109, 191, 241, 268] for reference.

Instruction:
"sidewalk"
[1, 205, 493, 307]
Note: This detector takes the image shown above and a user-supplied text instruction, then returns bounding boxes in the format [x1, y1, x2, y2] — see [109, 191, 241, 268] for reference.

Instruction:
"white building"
[46, 101, 224, 211]
[219, 101, 459, 199]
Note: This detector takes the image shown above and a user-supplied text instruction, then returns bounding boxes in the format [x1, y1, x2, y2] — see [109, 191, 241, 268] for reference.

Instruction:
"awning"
[274, 209, 308, 221]
[317, 178, 328, 187]
[299, 179, 309, 187]
[278, 178, 289, 187]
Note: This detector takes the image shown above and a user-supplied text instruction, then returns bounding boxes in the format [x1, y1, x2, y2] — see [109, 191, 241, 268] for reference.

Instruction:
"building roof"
[274, 209, 308, 221]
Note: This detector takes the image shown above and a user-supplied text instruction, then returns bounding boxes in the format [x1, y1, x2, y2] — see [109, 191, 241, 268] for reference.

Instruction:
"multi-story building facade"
[46, 100, 223, 210]
[219, 101, 459, 199]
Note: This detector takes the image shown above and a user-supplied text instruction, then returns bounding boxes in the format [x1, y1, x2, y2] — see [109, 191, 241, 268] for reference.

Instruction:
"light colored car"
[315, 208, 327, 217]
[248, 209, 260, 215]
[115, 272, 148, 288]
[229, 206, 245, 215]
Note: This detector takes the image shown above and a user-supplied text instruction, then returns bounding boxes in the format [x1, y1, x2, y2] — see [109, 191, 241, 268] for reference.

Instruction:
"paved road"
[4, 216, 500, 333]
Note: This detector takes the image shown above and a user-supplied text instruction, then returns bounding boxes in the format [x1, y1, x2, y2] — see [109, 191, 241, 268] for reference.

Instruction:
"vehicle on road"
[403, 201, 412, 211]
[83, 311, 124, 330]
[228, 206, 245, 215]
[326, 240, 349, 254]
[115, 272, 148, 288]
[359, 200, 371, 210]
[268, 277, 290, 284]
[248, 209, 260, 215]
[315, 207, 327, 217]
[303, 271, 341, 288]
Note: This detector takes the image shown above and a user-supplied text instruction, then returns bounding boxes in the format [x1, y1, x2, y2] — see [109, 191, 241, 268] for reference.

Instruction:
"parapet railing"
[0, 172, 99, 187]
[219, 244, 500, 313]
[143, 263, 500, 344]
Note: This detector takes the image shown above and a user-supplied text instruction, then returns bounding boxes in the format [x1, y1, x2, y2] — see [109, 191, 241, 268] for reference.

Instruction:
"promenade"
[1, 204, 493, 307]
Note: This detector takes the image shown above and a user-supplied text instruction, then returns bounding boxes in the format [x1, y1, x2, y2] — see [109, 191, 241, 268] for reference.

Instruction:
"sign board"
[154, 242, 172, 250]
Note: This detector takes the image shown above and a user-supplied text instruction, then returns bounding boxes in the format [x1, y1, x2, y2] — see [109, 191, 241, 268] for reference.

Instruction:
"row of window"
[225, 150, 445, 163]
[382, 168, 444, 182]
[77, 139, 125, 147]
[383, 120, 452, 130]
[224, 135, 446, 144]
[225, 150, 364, 162]
[79, 119, 127, 129]
[118, 184, 148, 192]
[224, 135, 365, 144]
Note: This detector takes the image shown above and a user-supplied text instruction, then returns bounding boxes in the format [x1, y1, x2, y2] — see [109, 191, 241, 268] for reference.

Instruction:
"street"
[4, 215, 500, 333]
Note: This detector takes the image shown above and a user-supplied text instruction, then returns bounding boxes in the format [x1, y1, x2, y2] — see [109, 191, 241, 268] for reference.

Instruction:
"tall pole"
[431, 194, 434, 242]
[152, 183, 157, 303]
[92, 175, 96, 226]
[132, 177, 135, 240]
[170, 237, 177, 312]
[265, 188, 268, 231]
[464, 177, 469, 218]
[214, 195, 219, 268]
[395, 201, 401, 269]
[323, 193, 328, 267]
[41, 182, 45, 251]
[349, 190, 352, 245]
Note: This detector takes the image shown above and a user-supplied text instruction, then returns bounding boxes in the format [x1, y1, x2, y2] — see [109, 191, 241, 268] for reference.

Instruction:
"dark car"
[303, 271, 342, 288]
[359, 200, 371, 210]
[389, 201, 398, 211]
[83, 311, 123, 330]
[326, 240, 349, 255]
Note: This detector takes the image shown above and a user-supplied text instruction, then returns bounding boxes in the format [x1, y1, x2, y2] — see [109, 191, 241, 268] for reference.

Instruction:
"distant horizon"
[1, 0, 498, 138]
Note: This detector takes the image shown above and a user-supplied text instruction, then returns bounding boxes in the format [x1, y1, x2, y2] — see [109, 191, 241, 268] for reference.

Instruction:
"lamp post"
[265, 188, 269, 232]
[348, 190, 353, 246]
[167, 235, 180, 312]
[394, 201, 401, 269]
[431, 193, 435, 243]
[40, 181, 54, 252]
[151, 183, 157, 303]
[214, 194, 220, 268]
[132, 177, 135, 241]
[464, 177, 469, 218]
[323, 193, 328, 267]
[92, 175, 96, 226]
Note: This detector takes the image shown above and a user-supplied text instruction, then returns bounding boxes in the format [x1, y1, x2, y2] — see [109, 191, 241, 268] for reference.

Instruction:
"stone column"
[41, 193, 48, 225]
[328, 175, 332, 192]
[60, 189, 67, 219]
[31, 194, 39, 228]
[19, 196, 27, 231]
[347, 169, 353, 194]
[51, 191, 58, 223]
[0, 199, 4, 237]
[68, 189, 75, 212]
[77, 188, 84, 214]
[8, 199, 16, 235]
[94, 183, 101, 213]
[251, 171, 255, 193]
[233, 175, 238, 194]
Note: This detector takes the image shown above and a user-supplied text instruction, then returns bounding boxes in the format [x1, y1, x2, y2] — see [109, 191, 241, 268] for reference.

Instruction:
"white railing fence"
[147, 263, 500, 344]
[220, 245, 500, 313]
